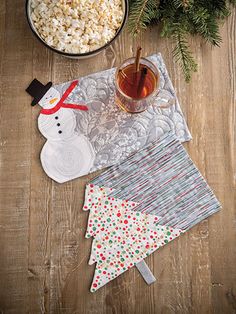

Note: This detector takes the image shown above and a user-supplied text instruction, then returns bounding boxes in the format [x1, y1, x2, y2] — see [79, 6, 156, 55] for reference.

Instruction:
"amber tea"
[117, 63, 157, 99]
[115, 57, 159, 113]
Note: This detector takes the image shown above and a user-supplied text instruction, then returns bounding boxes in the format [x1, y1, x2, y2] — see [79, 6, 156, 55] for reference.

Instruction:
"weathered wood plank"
[27, 40, 54, 313]
[207, 10, 236, 314]
[0, 1, 32, 313]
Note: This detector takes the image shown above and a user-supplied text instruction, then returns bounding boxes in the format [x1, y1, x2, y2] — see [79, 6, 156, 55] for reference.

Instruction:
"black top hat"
[26, 79, 53, 106]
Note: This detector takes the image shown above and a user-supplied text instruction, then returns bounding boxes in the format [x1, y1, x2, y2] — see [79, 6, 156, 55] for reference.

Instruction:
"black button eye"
[57, 123, 60, 126]
[55, 116, 58, 119]
[58, 130, 62, 134]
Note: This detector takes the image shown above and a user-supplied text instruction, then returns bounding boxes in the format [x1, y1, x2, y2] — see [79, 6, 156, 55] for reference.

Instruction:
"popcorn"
[30, 0, 124, 54]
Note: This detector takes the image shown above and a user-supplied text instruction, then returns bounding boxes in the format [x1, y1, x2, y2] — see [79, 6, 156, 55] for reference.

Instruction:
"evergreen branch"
[189, 7, 222, 45]
[128, 0, 160, 35]
[172, 27, 197, 81]
[172, 0, 192, 9]
[127, 0, 236, 81]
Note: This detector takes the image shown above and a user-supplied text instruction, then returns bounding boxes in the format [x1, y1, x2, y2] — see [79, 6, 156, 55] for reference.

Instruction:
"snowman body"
[38, 85, 95, 183]
[38, 108, 76, 141]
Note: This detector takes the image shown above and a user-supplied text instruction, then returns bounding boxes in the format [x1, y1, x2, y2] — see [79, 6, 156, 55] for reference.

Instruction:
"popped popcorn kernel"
[30, 0, 124, 54]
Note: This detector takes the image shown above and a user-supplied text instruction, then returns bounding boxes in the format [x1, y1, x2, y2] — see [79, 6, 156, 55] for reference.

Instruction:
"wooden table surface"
[0, 2, 236, 314]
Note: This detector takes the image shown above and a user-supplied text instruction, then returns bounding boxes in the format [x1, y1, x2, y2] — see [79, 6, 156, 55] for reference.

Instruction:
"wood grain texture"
[0, 1, 235, 313]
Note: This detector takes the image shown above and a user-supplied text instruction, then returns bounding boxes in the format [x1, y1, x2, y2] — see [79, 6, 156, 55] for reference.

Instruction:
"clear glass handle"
[154, 89, 176, 109]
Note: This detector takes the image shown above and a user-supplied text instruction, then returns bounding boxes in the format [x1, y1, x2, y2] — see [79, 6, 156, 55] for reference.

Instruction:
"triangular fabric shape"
[83, 184, 115, 211]
[83, 184, 184, 292]
[83, 184, 138, 239]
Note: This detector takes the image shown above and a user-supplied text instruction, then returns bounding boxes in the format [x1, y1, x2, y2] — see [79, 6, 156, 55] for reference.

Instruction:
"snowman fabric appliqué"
[26, 79, 95, 183]
[25, 54, 193, 184]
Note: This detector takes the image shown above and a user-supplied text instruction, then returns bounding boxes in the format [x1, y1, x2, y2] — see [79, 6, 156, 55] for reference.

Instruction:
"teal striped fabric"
[91, 132, 221, 231]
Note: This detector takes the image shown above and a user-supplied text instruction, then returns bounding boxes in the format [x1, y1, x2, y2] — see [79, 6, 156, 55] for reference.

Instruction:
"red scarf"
[40, 80, 88, 115]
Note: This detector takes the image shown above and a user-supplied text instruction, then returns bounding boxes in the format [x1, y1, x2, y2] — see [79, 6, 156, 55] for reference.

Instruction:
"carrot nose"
[49, 98, 58, 104]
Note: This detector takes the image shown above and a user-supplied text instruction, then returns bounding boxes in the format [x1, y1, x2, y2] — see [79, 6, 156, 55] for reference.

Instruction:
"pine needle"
[172, 26, 197, 82]
[128, 0, 160, 35]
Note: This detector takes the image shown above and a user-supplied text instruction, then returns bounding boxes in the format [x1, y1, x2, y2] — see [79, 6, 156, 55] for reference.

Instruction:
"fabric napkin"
[36, 53, 192, 183]
[83, 132, 221, 292]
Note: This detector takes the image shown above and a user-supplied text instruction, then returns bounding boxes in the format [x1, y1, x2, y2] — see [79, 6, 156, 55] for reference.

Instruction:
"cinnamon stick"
[135, 46, 142, 73]
[137, 67, 148, 97]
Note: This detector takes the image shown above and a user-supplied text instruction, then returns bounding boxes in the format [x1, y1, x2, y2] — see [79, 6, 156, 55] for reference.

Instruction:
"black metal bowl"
[25, 0, 129, 59]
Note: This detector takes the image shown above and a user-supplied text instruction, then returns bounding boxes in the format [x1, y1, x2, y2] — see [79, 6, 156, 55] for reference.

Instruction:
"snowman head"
[38, 87, 61, 109]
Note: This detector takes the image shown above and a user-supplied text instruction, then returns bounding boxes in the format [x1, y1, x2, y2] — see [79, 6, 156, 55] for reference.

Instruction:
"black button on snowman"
[26, 79, 96, 183]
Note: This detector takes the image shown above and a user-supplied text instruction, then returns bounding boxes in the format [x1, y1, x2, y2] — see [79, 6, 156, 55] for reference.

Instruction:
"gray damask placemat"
[38, 53, 192, 183]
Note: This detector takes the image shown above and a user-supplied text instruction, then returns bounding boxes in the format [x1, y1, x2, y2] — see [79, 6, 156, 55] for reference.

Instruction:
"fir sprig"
[128, 0, 160, 35]
[128, 0, 236, 81]
[188, 7, 222, 45]
[172, 27, 197, 82]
